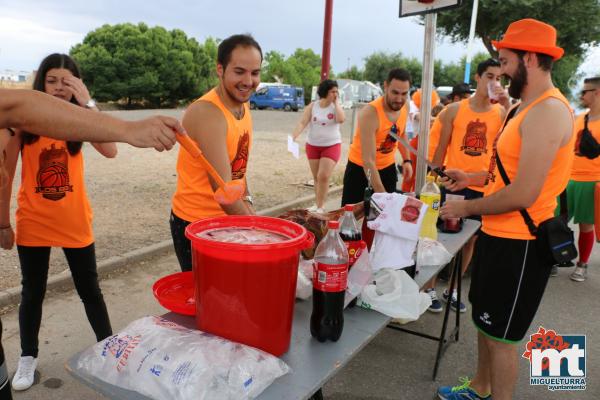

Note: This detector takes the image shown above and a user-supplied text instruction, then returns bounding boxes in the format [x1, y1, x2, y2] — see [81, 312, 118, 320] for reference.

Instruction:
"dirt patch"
[0, 109, 357, 291]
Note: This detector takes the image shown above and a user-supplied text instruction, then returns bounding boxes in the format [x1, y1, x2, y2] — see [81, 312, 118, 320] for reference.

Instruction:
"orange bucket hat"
[492, 18, 564, 60]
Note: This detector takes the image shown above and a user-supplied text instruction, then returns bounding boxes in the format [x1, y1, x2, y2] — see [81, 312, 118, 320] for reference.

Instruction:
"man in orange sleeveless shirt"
[341, 68, 412, 204]
[170, 34, 262, 271]
[438, 19, 575, 400]
[563, 77, 600, 282]
[423, 59, 507, 314]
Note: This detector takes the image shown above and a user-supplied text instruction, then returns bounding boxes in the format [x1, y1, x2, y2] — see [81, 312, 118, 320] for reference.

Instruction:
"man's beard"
[506, 58, 528, 99]
[385, 95, 404, 111]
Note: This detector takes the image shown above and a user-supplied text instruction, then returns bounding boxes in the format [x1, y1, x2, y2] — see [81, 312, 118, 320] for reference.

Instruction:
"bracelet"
[403, 160, 413, 165]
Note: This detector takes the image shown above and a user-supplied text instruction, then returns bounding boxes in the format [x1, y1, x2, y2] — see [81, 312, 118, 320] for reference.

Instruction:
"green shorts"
[563, 180, 598, 224]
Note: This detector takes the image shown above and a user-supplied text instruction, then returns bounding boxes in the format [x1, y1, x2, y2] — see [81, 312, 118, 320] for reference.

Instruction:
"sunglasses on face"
[580, 89, 596, 96]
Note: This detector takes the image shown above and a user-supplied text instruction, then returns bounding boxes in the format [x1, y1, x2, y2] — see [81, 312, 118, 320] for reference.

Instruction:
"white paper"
[287, 135, 300, 159]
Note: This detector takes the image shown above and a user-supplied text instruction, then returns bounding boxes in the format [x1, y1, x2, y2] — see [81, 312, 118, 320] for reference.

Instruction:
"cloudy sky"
[2, 0, 598, 82]
[0, 0, 490, 74]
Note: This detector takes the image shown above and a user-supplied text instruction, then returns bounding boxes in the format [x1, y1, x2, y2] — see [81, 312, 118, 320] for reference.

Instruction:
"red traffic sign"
[399, 0, 462, 17]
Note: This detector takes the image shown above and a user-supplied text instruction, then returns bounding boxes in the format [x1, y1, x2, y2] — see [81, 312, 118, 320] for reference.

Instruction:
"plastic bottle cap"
[328, 220, 340, 229]
[344, 204, 354, 211]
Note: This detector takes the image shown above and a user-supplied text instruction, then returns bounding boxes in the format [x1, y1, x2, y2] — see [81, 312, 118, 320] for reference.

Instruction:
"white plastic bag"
[296, 257, 313, 300]
[344, 246, 372, 308]
[76, 316, 290, 400]
[416, 237, 452, 269]
[357, 269, 431, 323]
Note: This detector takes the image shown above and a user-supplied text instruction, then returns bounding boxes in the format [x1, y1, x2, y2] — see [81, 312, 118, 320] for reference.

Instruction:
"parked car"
[249, 86, 305, 111]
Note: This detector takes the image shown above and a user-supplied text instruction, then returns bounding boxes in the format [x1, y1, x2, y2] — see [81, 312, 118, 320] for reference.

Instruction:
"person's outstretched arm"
[0, 89, 185, 151]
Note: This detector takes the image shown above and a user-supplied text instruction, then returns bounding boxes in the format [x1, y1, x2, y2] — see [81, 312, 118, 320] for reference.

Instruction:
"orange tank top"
[571, 114, 600, 181]
[16, 136, 93, 247]
[427, 116, 443, 161]
[348, 97, 408, 169]
[445, 99, 503, 192]
[172, 89, 252, 222]
[482, 88, 575, 240]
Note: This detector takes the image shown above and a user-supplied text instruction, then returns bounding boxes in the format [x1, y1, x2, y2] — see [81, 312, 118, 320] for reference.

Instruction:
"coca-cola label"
[313, 262, 349, 292]
[345, 241, 363, 266]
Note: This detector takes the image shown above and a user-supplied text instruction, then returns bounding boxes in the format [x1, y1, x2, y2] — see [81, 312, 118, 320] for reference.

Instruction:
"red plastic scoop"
[176, 133, 245, 205]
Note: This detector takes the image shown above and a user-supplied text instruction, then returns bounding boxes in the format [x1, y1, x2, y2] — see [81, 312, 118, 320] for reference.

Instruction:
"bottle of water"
[419, 175, 441, 240]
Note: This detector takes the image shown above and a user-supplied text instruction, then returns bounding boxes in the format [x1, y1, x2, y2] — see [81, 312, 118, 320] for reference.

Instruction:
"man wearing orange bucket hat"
[171, 34, 262, 272]
[438, 19, 574, 400]
[562, 76, 600, 282]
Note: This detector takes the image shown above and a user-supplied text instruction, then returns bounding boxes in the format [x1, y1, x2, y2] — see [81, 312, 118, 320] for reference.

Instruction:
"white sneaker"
[12, 356, 37, 391]
[307, 205, 318, 212]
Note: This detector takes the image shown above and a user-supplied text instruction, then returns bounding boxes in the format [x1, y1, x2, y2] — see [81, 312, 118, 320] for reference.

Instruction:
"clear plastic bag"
[416, 237, 452, 269]
[76, 316, 290, 400]
[344, 246, 372, 308]
[296, 257, 313, 300]
[357, 269, 430, 323]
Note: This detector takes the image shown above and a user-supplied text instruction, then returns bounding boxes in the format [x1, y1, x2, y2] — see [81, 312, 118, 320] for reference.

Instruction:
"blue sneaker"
[438, 377, 491, 399]
[443, 289, 467, 313]
[425, 288, 443, 313]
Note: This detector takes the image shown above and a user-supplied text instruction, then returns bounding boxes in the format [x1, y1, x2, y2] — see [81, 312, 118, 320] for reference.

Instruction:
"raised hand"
[126, 116, 187, 151]
[63, 76, 94, 107]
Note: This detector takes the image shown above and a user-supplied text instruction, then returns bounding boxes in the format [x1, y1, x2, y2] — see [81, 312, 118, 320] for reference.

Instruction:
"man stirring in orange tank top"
[437, 19, 575, 400]
[170, 34, 262, 271]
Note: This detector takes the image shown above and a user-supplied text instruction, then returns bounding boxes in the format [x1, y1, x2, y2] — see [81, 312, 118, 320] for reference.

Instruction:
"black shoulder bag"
[578, 113, 600, 159]
[495, 154, 578, 264]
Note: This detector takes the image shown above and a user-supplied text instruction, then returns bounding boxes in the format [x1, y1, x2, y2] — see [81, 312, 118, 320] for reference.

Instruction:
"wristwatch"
[85, 99, 97, 109]
[243, 195, 254, 206]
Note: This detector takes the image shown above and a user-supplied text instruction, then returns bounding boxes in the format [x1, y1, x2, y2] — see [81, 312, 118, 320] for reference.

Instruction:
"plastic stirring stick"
[176, 133, 245, 204]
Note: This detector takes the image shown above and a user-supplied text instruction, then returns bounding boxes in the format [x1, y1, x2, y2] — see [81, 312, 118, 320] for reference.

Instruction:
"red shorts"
[305, 143, 341, 162]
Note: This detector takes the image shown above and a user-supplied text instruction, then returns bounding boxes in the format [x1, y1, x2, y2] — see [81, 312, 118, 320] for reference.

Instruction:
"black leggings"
[169, 210, 192, 272]
[17, 243, 112, 358]
[0, 317, 12, 400]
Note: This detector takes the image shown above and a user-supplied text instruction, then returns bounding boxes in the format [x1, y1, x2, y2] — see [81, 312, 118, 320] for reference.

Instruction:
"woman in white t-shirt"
[292, 80, 345, 213]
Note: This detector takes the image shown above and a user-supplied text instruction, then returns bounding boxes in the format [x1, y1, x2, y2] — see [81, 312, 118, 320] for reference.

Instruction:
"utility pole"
[320, 0, 334, 81]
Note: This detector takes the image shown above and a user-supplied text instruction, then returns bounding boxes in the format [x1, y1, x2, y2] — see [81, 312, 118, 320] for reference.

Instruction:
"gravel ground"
[0, 108, 358, 291]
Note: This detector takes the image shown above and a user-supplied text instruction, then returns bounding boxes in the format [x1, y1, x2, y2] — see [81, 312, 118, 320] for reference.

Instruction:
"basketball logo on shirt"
[378, 132, 396, 154]
[35, 144, 73, 201]
[231, 130, 250, 180]
[400, 197, 422, 224]
[461, 119, 488, 157]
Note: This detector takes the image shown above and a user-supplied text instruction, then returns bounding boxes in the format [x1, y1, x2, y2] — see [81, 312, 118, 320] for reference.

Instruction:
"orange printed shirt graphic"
[445, 99, 503, 192]
[16, 136, 94, 247]
[348, 96, 408, 169]
[482, 89, 575, 240]
[172, 88, 253, 222]
[571, 114, 600, 181]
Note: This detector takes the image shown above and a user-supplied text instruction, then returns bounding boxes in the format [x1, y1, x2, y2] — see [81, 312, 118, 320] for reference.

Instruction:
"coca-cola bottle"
[339, 204, 363, 263]
[310, 220, 349, 342]
[339, 204, 363, 308]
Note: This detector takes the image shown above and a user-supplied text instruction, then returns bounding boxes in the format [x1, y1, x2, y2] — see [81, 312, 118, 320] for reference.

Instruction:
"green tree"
[363, 51, 422, 86]
[434, 0, 600, 96]
[338, 65, 364, 80]
[71, 23, 212, 107]
[261, 48, 321, 103]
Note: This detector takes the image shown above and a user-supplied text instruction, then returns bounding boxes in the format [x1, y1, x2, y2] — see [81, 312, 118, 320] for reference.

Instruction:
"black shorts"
[469, 231, 554, 342]
[341, 160, 397, 206]
[441, 187, 484, 221]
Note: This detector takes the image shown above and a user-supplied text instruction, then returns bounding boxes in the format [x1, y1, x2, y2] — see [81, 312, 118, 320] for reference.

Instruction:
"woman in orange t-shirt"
[0, 54, 116, 391]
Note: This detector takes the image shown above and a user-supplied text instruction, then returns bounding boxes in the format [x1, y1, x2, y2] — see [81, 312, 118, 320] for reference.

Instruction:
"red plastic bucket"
[185, 215, 314, 356]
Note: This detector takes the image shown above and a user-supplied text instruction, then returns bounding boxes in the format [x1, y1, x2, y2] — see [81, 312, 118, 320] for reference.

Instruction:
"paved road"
[1, 197, 598, 399]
